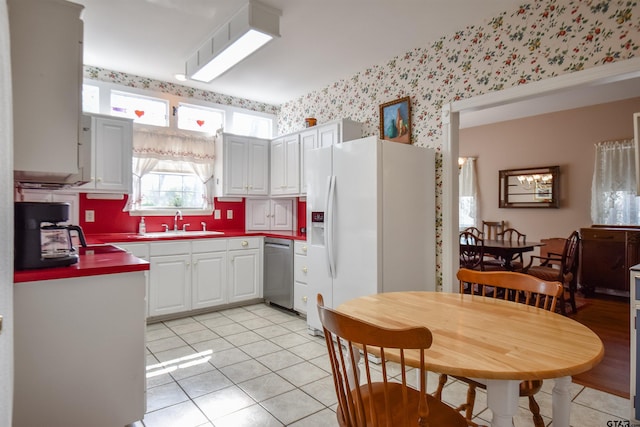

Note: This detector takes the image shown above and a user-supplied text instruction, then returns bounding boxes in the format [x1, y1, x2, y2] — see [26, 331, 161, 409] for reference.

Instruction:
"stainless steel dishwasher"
[264, 237, 294, 309]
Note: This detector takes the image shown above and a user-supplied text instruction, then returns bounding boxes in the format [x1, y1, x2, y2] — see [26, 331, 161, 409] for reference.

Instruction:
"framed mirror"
[499, 166, 560, 208]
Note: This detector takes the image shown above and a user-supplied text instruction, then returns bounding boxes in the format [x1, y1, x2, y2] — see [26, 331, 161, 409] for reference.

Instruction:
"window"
[591, 139, 640, 224]
[140, 160, 205, 209]
[125, 129, 215, 215]
[111, 91, 169, 127]
[177, 103, 223, 133]
[82, 84, 100, 113]
[231, 112, 272, 138]
[459, 157, 478, 229]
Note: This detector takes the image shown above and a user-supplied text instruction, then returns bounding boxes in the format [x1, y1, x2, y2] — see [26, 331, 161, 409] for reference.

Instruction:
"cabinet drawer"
[294, 281, 309, 313]
[191, 239, 227, 254]
[150, 241, 191, 256]
[294, 241, 308, 255]
[294, 254, 308, 283]
[114, 242, 149, 259]
[228, 237, 261, 251]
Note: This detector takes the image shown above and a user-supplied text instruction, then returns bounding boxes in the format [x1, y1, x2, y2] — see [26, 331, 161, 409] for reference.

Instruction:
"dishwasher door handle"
[265, 243, 292, 250]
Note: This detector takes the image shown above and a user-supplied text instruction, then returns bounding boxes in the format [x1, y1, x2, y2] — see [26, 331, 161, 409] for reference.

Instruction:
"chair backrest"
[463, 226, 483, 237]
[316, 294, 433, 426]
[457, 268, 563, 311]
[562, 231, 581, 276]
[498, 228, 526, 244]
[539, 237, 566, 267]
[459, 231, 485, 270]
[482, 220, 506, 240]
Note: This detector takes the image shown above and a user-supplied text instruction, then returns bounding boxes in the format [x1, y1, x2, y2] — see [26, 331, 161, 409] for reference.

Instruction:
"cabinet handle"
[97, 177, 102, 182]
[249, 185, 253, 189]
[302, 245, 307, 253]
[302, 296, 308, 303]
[241, 240, 248, 247]
[302, 266, 308, 273]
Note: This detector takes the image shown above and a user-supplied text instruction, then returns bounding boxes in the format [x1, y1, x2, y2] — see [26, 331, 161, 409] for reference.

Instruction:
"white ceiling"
[75, 0, 524, 105]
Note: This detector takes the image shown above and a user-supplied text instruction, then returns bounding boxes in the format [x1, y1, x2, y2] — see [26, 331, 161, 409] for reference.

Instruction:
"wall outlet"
[226, 210, 233, 220]
[214, 209, 221, 220]
[85, 210, 95, 222]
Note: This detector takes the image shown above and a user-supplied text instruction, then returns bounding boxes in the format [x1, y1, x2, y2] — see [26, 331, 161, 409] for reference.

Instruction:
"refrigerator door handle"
[323, 176, 332, 277]
[327, 175, 337, 279]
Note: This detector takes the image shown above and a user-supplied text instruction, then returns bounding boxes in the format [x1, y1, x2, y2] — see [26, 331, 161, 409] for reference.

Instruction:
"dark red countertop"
[86, 230, 308, 244]
[14, 245, 150, 283]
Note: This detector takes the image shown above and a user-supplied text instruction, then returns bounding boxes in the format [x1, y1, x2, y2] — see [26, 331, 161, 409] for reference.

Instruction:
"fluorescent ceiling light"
[186, 0, 281, 83]
[191, 30, 272, 82]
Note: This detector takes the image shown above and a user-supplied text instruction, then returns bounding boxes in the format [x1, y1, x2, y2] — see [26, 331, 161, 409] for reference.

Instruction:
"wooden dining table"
[337, 291, 604, 427]
[462, 239, 543, 270]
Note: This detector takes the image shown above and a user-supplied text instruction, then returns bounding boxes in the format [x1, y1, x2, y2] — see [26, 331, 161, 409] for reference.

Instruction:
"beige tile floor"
[134, 303, 631, 427]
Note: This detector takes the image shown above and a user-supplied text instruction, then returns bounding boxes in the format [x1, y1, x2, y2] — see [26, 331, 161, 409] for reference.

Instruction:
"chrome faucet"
[174, 210, 183, 231]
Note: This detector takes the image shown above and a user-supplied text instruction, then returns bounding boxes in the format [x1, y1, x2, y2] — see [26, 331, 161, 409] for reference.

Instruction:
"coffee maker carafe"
[15, 202, 87, 270]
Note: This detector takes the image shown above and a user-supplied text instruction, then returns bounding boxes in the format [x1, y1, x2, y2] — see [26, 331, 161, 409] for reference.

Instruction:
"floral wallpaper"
[277, 0, 640, 286]
[83, 67, 279, 116]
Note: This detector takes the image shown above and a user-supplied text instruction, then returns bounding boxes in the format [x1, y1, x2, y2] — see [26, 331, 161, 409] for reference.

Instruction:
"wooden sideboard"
[580, 226, 640, 297]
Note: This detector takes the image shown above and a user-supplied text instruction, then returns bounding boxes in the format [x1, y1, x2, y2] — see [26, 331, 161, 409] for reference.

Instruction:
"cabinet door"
[271, 199, 293, 230]
[247, 139, 269, 195]
[192, 251, 227, 309]
[270, 137, 286, 195]
[225, 135, 249, 195]
[299, 129, 317, 194]
[93, 117, 133, 192]
[149, 254, 191, 316]
[245, 199, 270, 230]
[283, 134, 300, 194]
[228, 249, 261, 302]
[318, 122, 339, 147]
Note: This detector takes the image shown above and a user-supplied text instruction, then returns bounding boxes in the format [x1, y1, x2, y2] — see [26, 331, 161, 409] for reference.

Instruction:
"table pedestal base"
[486, 379, 520, 427]
[552, 376, 572, 427]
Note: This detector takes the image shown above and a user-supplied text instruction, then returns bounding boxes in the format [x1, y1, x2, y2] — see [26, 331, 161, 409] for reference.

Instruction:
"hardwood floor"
[568, 293, 630, 398]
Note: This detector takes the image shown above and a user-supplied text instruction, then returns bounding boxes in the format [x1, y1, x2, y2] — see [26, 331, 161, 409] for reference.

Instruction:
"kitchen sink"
[140, 230, 224, 238]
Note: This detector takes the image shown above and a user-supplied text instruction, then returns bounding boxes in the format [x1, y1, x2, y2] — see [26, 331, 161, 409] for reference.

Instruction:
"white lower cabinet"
[120, 237, 262, 318]
[192, 239, 228, 310]
[149, 242, 191, 317]
[228, 237, 262, 303]
[294, 240, 309, 313]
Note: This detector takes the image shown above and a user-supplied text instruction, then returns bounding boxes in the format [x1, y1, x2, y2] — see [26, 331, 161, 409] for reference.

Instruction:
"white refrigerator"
[306, 136, 435, 335]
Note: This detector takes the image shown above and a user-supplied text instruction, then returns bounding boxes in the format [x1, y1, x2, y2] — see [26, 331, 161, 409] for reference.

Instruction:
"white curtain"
[591, 138, 640, 224]
[124, 128, 216, 211]
[459, 157, 478, 229]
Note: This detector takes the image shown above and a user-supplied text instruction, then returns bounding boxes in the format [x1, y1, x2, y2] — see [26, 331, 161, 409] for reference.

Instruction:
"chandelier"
[517, 173, 553, 190]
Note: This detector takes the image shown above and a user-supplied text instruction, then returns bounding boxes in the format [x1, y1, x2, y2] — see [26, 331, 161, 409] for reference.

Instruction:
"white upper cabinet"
[270, 134, 300, 196]
[215, 133, 270, 197]
[298, 119, 362, 194]
[245, 198, 294, 231]
[76, 114, 133, 193]
[10, 0, 84, 183]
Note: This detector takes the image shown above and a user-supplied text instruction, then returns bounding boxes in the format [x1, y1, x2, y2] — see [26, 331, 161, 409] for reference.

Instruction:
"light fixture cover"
[186, 0, 281, 82]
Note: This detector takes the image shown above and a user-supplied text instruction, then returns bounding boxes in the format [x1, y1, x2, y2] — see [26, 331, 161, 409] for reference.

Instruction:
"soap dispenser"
[138, 217, 146, 235]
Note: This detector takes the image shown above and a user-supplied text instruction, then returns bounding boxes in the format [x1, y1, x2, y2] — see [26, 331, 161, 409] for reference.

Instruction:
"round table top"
[337, 292, 604, 380]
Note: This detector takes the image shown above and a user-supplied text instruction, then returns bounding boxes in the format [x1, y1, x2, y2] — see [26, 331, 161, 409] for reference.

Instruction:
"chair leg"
[434, 374, 448, 400]
[528, 395, 545, 427]
[463, 384, 477, 423]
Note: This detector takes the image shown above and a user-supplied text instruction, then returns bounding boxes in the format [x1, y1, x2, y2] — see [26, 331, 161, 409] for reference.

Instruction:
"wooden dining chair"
[495, 228, 527, 271]
[481, 220, 505, 240]
[459, 231, 486, 271]
[523, 230, 581, 314]
[317, 294, 467, 427]
[435, 269, 564, 427]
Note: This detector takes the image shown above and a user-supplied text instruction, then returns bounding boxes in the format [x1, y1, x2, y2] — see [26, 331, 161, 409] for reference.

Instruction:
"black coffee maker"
[15, 202, 87, 270]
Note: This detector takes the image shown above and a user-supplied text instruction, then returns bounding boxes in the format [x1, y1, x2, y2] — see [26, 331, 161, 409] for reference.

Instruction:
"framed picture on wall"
[379, 96, 411, 144]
